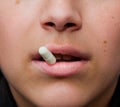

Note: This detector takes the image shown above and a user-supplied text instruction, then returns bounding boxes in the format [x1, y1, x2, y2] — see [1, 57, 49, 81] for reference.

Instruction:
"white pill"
[39, 46, 56, 64]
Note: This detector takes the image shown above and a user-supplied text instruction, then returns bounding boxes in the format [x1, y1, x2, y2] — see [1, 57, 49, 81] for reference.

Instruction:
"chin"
[29, 82, 88, 107]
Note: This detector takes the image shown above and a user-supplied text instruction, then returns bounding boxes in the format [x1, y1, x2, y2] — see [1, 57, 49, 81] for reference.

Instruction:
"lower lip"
[33, 61, 88, 77]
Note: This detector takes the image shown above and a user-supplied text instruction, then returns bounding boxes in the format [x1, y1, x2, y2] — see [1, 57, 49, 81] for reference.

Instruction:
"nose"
[40, 1, 82, 32]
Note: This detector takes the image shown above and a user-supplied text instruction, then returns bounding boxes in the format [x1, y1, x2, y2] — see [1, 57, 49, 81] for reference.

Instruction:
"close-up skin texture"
[0, 0, 120, 107]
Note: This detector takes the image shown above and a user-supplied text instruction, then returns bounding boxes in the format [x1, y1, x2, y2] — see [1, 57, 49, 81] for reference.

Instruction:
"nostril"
[45, 22, 55, 27]
[43, 21, 80, 31]
[64, 22, 80, 31]
[64, 23, 76, 28]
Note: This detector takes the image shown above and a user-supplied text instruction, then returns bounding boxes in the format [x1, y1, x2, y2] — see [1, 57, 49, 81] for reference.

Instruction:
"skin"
[0, 0, 120, 107]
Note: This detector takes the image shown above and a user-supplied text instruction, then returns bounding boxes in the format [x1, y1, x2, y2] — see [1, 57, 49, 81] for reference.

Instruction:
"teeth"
[54, 54, 74, 61]
[55, 54, 62, 61]
[62, 55, 73, 61]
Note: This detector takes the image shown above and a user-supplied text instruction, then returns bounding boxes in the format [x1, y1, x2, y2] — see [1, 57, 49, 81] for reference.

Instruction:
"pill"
[39, 46, 56, 64]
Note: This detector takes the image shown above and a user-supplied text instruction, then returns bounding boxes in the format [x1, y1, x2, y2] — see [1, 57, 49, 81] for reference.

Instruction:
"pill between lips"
[39, 46, 56, 64]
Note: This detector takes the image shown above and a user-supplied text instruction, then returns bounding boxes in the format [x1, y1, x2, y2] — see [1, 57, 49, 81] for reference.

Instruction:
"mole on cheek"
[103, 40, 107, 52]
[16, 0, 20, 4]
[111, 16, 115, 19]
[103, 40, 107, 44]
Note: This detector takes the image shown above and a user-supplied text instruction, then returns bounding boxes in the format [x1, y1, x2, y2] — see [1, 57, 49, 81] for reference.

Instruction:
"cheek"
[89, 7, 120, 59]
[93, 39, 120, 80]
[86, 8, 120, 76]
[85, 2, 120, 42]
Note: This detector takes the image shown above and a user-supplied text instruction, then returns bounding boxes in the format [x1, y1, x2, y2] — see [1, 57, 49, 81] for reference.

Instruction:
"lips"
[39, 53, 86, 62]
[32, 45, 90, 77]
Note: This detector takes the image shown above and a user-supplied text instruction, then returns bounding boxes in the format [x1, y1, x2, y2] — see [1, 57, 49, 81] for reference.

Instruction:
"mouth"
[34, 46, 90, 62]
[38, 53, 88, 62]
[32, 45, 90, 77]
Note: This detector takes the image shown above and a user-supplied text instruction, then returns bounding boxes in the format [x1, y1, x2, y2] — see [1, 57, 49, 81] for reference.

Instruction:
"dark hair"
[0, 70, 3, 78]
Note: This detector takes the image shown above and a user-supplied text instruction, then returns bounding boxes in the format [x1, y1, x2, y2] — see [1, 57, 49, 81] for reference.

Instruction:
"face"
[0, 0, 120, 107]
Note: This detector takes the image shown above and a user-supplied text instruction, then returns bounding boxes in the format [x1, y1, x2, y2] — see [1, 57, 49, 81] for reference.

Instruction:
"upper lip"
[32, 45, 91, 61]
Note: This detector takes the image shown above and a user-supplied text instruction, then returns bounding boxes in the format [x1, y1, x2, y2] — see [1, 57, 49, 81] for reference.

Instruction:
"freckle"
[16, 0, 20, 4]
[111, 16, 115, 19]
[103, 40, 107, 44]
[103, 40, 107, 53]
[104, 49, 106, 52]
